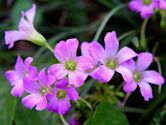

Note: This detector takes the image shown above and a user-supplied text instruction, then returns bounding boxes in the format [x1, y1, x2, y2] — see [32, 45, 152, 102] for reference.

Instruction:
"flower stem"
[93, 3, 127, 41]
[140, 19, 149, 50]
[79, 97, 93, 110]
[45, 42, 54, 53]
[59, 115, 69, 125]
[122, 93, 131, 107]
[154, 57, 162, 94]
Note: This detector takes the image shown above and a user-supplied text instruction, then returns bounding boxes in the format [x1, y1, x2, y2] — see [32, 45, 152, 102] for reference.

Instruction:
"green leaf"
[84, 102, 129, 125]
[0, 72, 17, 125]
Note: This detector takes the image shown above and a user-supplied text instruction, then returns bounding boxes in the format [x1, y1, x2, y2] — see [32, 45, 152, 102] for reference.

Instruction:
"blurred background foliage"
[1, 0, 166, 125]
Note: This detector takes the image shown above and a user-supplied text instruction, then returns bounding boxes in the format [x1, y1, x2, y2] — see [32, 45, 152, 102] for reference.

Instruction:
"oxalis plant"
[4, 1, 166, 125]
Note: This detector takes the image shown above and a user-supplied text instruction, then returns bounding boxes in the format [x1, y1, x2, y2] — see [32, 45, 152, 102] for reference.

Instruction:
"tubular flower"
[88, 31, 137, 83]
[47, 78, 79, 115]
[5, 55, 38, 97]
[48, 38, 93, 87]
[128, 0, 159, 19]
[5, 4, 46, 49]
[22, 69, 55, 110]
[122, 52, 165, 101]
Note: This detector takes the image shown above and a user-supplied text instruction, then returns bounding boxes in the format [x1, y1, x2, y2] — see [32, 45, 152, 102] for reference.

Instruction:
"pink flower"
[128, 0, 159, 19]
[5, 4, 46, 49]
[122, 52, 165, 101]
[48, 38, 93, 87]
[89, 31, 137, 83]
[47, 78, 79, 115]
[22, 69, 55, 110]
[5, 55, 38, 97]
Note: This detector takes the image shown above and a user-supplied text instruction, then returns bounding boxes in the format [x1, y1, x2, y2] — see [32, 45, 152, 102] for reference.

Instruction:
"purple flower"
[5, 4, 46, 49]
[122, 52, 165, 101]
[159, 0, 166, 10]
[47, 78, 79, 115]
[128, 0, 159, 19]
[5, 55, 38, 97]
[89, 31, 137, 83]
[48, 38, 93, 87]
[22, 69, 55, 110]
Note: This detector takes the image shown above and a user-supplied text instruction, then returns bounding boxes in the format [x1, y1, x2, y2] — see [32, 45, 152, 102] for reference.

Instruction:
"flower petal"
[76, 56, 94, 71]
[159, 0, 166, 10]
[35, 96, 47, 111]
[128, 0, 143, 12]
[104, 31, 119, 57]
[5, 70, 21, 86]
[58, 98, 71, 115]
[23, 78, 39, 93]
[121, 59, 136, 72]
[54, 41, 70, 63]
[47, 97, 58, 112]
[66, 86, 79, 101]
[123, 81, 137, 93]
[15, 55, 26, 74]
[117, 47, 137, 64]
[141, 5, 154, 19]
[38, 69, 55, 87]
[116, 65, 133, 82]
[22, 93, 41, 109]
[89, 41, 106, 64]
[68, 71, 87, 87]
[24, 57, 33, 69]
[142, 70, 165, 85]
[138, 82, 153, 101]
[5, 31, 27, 49]
[48, 64, 68, 80]
[55, 78, 68, 89]
[11, 83, 24, 97]
[28, 66, 38, 79]
[136, 52, 153, 71]
[81, 42, 91, 56]
[25, 4, 36, 24]
[66, 38, 79, 59]
[90, 65, 114, 83]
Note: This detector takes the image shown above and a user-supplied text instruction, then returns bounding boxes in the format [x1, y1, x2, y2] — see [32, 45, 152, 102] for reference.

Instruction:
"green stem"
[59, 115, 69, 125]
[79, 97, 93, 110]
[122, 93, 131, 107]
[45, 42, 54, 53]
[140, 19, 149, 50]
[154, 57, 162, 94]
[93, 3, 127, 41]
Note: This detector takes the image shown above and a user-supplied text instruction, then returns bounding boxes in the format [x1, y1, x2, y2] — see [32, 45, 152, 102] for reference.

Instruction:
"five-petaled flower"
[128, 0, 159, 19]
[88, 31, 137, 83]
[5, 4, 46, 49]
[22, 69, 55, 110]
[122, 52, 165, 101]
[5, 55, 38, 97]
[48, 38, 93, 87]
[47, 78, 79, 115]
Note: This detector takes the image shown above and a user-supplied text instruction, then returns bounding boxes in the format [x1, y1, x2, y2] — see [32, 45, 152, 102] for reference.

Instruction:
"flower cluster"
[5, 4, 165, 116]
[129, 0, 166, 19]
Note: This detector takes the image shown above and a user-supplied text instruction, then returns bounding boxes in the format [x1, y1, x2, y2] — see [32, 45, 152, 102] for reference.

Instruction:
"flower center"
[65, 60, 76, 71]
[143, 0, 152, 5]
[41, 87, 49, 95]
[56, 89, 66, 99]
[133, 71, 141, 82]
[106, 59, 118, 70]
